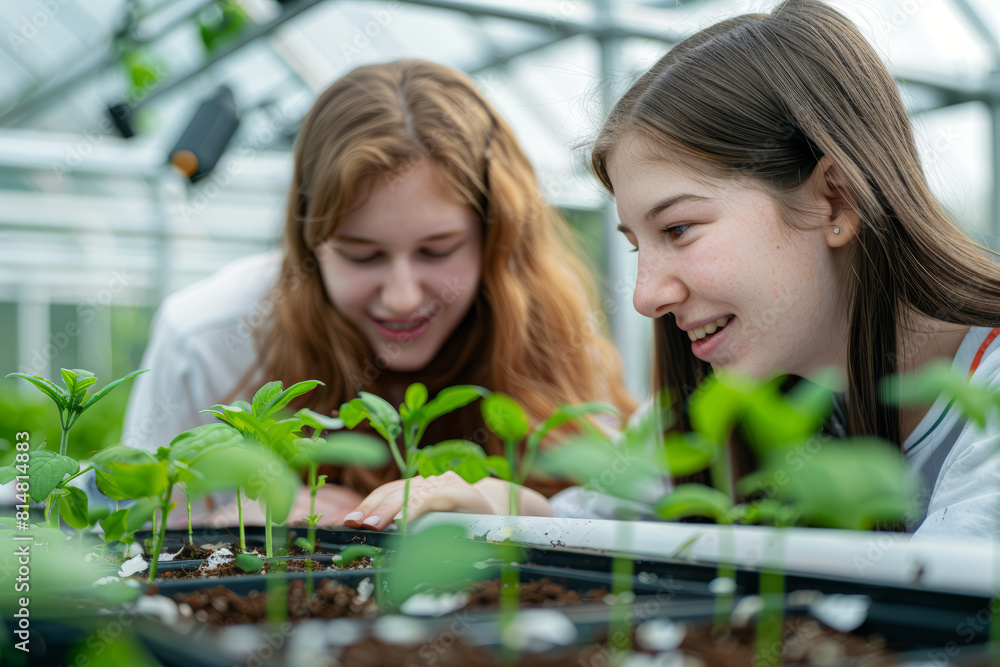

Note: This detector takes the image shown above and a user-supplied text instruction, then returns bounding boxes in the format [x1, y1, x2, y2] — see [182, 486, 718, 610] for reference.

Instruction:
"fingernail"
[344, 512, 363, 522]
[362, 515, 381, 527]
[392, 511, 402, 521]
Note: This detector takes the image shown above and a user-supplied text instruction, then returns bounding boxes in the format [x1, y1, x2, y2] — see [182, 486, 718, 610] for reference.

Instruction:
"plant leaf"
[100, 508, 130, 543]
[423, 385, 489, 424]
[656, 484, 732, 524]
[28, 450, 79, 500]
[91, 446, 158, 500]
[415, 440, 491, 483]
[186, 446, 299, 522]
[6, 373, 69, 409]
[58, 486, 90, 529]
[341, 393, 402, 443]
[251, 381, 283, 417]
[294, 408, 344, 432]
[660, 432, 717, 477]
[259, 380, 323, 422]
[336, 545, 383, 565]
[235, 553, 264, 573]
[482, 392, 529, 443]
[306, 434, 389, 467]
[80, 369, 149, 411]
[168, 423, 244, 463]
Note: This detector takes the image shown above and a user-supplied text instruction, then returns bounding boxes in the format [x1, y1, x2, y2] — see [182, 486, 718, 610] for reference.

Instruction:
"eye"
[666, 223, 692, 241]
[340, 250, 381, 263]
[421, 244, 461, 259]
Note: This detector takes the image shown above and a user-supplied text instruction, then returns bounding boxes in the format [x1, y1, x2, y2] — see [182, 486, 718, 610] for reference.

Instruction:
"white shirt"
[907, 326, 1000, 540]
[121, 251, 281, 451]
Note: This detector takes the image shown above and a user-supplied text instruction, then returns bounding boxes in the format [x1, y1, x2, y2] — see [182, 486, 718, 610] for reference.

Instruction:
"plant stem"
[401, 477, 411, 535]
[610, 519, 634, 659]
[237, 488, 245, 553]
[714, 524, 736, 634]
[46, 495, 59, 528]
[148, 483, 174, 582]
[308, 463, 318, 551]
[265, 501, 273, 559]
[755, 533, 785, 667]
[61, 466, 94, 487]
[58, 427, 70, 458]
[499, 562, 519, 665]
[187, 496, 193, 546]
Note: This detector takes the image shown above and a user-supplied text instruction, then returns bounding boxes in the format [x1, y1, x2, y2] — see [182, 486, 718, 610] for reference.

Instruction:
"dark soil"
[173, 578, 379, 626]
[464, 578, 608, 608]
[143, 556, 372, 581]
[338, 638, 608, 666]
[679, 616, 895, 666]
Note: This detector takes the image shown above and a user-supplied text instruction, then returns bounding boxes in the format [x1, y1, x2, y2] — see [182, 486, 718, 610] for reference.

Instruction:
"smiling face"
[607, 135, 852, 380]
[315, 160, 483, 372]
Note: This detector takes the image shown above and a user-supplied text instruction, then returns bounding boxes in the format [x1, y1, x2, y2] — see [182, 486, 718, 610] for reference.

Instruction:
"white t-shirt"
[121, 251, 281, 451]
[907, 326, 1000, 540]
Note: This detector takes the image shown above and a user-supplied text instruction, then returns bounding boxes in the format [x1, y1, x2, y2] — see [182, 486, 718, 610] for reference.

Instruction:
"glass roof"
[1, 0, 998, 394]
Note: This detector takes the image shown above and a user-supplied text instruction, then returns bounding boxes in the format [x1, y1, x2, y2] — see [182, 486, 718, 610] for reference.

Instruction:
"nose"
[632, 250, 687, 319]
[380, 258, 424, 315]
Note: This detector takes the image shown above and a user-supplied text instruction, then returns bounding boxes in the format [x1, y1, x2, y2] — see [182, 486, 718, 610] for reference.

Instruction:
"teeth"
[380, 320, 425, 331]
[687, 316, 731, 342]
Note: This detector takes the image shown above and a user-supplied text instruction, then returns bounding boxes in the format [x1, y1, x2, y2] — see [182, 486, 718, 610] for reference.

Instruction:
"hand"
[341, 471, 553, 532]
[183, 484, 364, 529]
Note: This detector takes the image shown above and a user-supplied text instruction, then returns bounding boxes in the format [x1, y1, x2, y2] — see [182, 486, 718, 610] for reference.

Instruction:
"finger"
[405, 484, 493, 523]
[342, 478, 411, 528]
[354, 475, 455, 531]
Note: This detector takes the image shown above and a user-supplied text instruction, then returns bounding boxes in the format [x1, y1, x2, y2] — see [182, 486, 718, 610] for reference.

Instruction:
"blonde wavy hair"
[240, 60, 635, 495]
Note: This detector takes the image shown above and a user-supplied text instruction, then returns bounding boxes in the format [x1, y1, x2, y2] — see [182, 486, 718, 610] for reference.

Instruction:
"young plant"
[201, 380, 322, 556]
[340, 383, 489, 531]
[0, 368, 147, 529]
[293, 408, 389, 552]
[6, 368, 147, 458]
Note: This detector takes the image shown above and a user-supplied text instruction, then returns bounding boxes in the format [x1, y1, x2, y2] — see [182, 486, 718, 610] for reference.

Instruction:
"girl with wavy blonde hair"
[126, 59, 635, 526]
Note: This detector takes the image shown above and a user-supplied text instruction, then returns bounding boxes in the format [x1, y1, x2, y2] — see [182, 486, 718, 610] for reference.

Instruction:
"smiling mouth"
[686, 315, 734, 342]
[375, 318, 429, 331]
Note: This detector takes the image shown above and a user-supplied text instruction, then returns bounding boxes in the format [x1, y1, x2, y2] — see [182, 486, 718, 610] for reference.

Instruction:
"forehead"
[335, 160, 478, 239]
[606, 134, 762, 221]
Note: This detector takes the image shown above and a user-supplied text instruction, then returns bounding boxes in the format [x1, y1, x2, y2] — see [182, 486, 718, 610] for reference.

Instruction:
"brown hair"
[590, 0, 1000, 448]
[240, 59, 636, 495]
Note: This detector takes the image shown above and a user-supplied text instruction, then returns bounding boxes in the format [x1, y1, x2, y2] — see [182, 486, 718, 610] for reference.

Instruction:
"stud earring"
[834, 227, 841, 234]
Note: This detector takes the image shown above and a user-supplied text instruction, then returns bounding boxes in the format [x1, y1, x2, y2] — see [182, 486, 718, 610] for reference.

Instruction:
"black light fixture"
[168, 86, 240, 181]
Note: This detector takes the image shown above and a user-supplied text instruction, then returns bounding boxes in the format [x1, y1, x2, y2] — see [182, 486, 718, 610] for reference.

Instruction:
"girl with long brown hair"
[124, 59, 635, 528]
[590, 0, 1000, 538]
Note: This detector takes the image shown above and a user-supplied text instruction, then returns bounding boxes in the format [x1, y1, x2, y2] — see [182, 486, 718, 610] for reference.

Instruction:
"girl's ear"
[810, 155, 860, 248]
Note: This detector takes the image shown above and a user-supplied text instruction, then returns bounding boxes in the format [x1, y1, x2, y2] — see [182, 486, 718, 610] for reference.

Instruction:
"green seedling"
[202, 380, 322, 557]
[293, 408, 389, 553]
[340, 383, 489, 531]
[0, 369, 147, 530]
[7, 369, 147, 458]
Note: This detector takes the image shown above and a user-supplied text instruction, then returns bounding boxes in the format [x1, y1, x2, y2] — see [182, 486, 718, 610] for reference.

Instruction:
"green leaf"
[186, 446, 299, 522]
[6, 373, 69, 409]
[91, 446, 158, 500]
[259, 380, 323, 422]
[235, 553, 264, 573]
[423, 385, 489, 424]
[336, 544, 384, 565]
[661, 432, 717, 477]
[80, 370, 149, 411]
[656, 484, 733, 524]
[482, 393, 529, 443]
[405, 383, 428, 411]
[0, 467, 16, 485]
[100, 461, 169, 500]
[100, 508, 130, 543]
[416, 440, 492, 483]
[28, 450, 80, 500]
[251, 381, 283, 418]
[168, 423, 244, 463]
[295, 536, 316, 552]
[689, 374, 754, 445]
[202, 405, 270, 445]
[306, 434, 389, 467]
[58, 486, 90, 529]
[125, 498, 160, 532]
[341, 393, 402, 443]
[484, 456, 512, 481]
[294, 408, 344, 432]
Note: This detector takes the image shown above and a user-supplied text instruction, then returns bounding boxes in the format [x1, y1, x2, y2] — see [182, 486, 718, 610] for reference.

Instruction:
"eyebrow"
[334, 229, 466, 244]
[616, 194, 710, 234]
